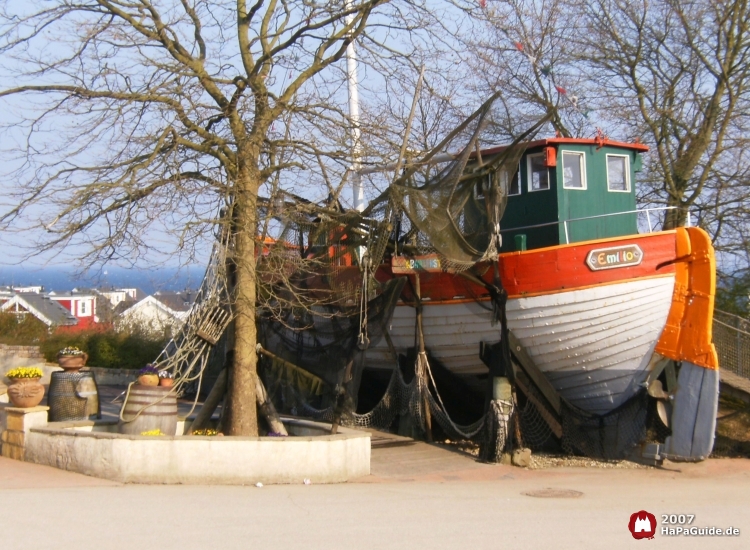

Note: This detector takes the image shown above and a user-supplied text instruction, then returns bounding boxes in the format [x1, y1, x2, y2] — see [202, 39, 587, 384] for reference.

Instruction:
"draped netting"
[361, 92, 545, 272]
[260, 349, 514, 462]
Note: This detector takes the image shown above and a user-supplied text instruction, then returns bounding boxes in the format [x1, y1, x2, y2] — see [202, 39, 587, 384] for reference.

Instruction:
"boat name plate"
[392, 255, 452, 274]
[586, 244, 643, 271]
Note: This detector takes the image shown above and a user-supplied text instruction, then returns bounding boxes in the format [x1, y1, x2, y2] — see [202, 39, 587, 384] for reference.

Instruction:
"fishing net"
[515, 377, 556, 450]
[263, 348, 514, 461]
[559, 390, 649, 460]
[361, 93, 545, 273]
[258, 277, 406, 399]
[148, 235, 233, 416]
[246, 94, 543, 436]
[514, 367, 670, 460]
[144, 89, 660, 463]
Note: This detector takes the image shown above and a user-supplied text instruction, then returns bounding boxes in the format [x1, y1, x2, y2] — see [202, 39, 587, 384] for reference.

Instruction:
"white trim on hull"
[365, 275, 675, 415]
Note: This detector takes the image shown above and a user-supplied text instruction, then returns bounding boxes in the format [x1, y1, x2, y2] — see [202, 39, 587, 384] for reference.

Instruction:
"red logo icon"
[628, 511, 657, 539]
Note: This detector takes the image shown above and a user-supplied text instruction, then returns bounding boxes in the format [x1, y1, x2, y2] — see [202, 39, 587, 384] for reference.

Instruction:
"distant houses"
[47, 289, 98, 330]
[0, 292, 78, 328]
[96, 287, 142, 308]
[115, 291, 194, 337]
[0, 285, 194, 335]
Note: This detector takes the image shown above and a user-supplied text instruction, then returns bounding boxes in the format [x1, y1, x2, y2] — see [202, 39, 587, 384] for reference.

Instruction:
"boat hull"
[366, 231, 684, 415]
[507, 276, 674, 414]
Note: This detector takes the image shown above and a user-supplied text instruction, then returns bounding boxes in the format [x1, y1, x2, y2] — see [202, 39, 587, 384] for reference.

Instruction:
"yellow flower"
[5, 367, 44, 379]
[140, 429, 165, 436]
[192, 429, 218, 436]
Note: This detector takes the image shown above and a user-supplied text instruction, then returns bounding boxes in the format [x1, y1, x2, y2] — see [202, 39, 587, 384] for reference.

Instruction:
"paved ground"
[3, 382, 748, 548]
[1, 441, 748, 550]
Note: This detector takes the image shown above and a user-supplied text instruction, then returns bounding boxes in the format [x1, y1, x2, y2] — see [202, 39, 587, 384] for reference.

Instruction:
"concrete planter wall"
[24, 417, 370, 484]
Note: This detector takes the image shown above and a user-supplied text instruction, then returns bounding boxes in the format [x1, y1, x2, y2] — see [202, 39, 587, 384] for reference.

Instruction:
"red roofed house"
[46, 289, 99, 331]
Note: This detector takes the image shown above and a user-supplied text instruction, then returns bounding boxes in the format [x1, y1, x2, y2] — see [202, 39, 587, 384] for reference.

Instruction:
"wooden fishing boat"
[256, 134, 718, 462]
[360, 137, 719, 460]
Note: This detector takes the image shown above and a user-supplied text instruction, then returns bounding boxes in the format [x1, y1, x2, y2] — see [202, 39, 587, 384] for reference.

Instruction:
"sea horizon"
[0, 265, 204, 295]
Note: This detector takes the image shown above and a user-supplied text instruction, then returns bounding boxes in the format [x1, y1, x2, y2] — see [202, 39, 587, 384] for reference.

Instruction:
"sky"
[0, 1, 470, 270]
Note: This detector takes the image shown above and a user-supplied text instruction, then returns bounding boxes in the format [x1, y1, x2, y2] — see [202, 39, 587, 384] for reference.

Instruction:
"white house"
[9, 285, 43, 294]
[115, 293, 193, 336]
[0, 293, 79, 327]
[96, 287, 142, 308]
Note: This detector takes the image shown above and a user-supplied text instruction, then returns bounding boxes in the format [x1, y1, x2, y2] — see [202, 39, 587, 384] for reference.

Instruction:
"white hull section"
[507, 276, 675, 414]
[366, 300, 499, 376]
[366, 276, 676, 415]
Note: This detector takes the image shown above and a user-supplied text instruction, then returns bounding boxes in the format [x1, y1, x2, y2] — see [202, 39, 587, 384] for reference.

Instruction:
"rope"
[358, 254, 371, 350]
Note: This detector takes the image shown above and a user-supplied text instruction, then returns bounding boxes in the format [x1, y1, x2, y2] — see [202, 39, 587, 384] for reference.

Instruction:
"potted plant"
[57, 346, 88, 372]
[5, 367, 45, 408]
[137, 364, 159, 386]
[158, 370, 175, 388]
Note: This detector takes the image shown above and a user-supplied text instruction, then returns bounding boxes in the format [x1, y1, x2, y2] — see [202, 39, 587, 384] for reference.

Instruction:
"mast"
[345, 1, 365, 212]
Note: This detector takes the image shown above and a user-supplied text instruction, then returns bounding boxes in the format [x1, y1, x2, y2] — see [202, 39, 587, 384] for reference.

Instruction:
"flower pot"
[137, 374, 159, 386]
[7, 377, 45, 408]
[158, 378, 175, 388]
[57, 353, 88, 373]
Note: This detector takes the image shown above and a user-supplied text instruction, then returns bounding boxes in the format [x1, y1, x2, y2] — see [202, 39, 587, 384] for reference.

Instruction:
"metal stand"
[48, 371, 101, 422]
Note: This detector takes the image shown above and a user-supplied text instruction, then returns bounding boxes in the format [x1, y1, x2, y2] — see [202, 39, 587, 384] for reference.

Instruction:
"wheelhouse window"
[497, 168, 520, 196]
[80, 301, 86, 314]
[474, 169, 520, 199]
[562, 151, 586, 189]
[474, 173, 490, 199]
[527, 154, 549, 191]
[607, 155, 630, 192]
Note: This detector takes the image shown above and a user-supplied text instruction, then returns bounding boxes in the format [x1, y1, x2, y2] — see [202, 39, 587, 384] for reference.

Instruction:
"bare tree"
[580, 0, 750, 237]
[0, 0, 447, 435]
[463, 0, 750, 271]
[458, 0, 590, 140]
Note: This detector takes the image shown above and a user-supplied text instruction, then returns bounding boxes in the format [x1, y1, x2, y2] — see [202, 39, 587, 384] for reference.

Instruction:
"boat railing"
[499, 206, 692, 245]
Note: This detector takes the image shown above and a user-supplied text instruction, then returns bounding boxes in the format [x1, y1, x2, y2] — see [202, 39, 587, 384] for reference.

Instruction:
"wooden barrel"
[118, 385, 178, 436]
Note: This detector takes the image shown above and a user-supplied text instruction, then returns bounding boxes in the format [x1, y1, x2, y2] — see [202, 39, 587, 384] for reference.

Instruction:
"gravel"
[437, 439, 652, 469]
[528, 453, 651, 470]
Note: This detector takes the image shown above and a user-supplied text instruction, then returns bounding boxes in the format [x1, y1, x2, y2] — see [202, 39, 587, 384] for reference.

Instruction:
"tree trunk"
[225, 165, 261, 436]
[663, 192, 688, 230]
[187, 368, 227, 434]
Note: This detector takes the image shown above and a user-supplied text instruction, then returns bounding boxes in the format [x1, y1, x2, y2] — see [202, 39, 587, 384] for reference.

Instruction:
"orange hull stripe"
[376, 232, 679, 302]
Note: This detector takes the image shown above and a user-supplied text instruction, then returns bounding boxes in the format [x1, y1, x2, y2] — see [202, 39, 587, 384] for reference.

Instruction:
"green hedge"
[0, 312, 49, 345]
[1, 312, 168, 369]
[41, 330, 168, 370]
